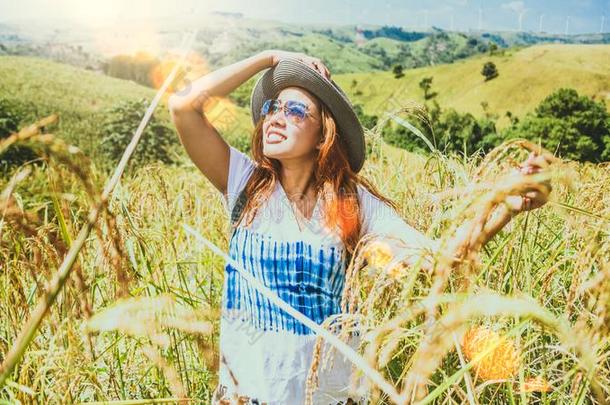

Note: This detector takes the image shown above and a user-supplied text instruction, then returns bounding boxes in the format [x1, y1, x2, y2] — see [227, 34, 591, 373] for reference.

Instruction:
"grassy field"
[1, 49, 610, 404]
[338, 44, 610, 128]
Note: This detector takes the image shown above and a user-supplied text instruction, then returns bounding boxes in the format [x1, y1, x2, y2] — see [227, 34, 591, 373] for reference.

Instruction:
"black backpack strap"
[230, 187, 248, 227]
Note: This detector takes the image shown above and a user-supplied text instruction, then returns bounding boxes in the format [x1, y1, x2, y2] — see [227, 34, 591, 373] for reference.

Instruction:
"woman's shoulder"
[356, 185, 395, 216]
[356, 185, 437, 252]
[229, 146, 256, 176]
[355, 184, 400, 239]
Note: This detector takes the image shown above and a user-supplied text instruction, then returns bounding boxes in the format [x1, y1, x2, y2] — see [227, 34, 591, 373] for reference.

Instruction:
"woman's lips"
[265, 130, 287, 144]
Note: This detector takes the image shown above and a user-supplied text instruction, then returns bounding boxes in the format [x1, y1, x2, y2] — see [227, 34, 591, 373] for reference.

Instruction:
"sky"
[0, 0, 609, 34]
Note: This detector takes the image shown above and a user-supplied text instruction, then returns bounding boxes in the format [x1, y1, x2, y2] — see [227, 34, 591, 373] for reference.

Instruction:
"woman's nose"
[268, 108, 287, 125]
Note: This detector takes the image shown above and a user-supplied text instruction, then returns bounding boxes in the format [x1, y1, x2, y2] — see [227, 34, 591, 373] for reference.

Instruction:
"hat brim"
[250, 58, 365, 173]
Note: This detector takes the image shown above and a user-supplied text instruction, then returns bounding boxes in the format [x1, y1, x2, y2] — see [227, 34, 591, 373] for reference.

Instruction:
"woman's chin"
[262, 144, 290, 158]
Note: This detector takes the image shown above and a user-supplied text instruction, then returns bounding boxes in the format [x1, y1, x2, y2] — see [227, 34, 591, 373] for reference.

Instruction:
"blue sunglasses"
[260, 99, 313, 123]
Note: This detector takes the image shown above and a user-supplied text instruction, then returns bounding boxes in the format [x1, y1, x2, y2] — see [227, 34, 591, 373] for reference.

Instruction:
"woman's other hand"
[262, 49, 331, 80]
[505, 151, 553, 213]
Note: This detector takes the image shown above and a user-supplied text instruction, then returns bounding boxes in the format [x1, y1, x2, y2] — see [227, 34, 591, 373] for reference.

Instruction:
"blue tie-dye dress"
[212, 147, 436, 405]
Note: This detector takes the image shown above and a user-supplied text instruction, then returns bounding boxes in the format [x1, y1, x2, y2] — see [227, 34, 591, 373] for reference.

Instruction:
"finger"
[521, 160, 546, 174]
[524, 192, 533, 200]
[525, 190, 548, 205]
[532, 154, 551, 168]
[318, 64, 329, 78]
[317, 63, 329, 79]
[324, 66, 330, 79]
[317, 63, 326, 77]
[520, 164, 538, 175]
[527, 154, 538, 167]
[315, 61, 330, 78]
[520, 152, 540, 169]
[312, 59, 328, 77]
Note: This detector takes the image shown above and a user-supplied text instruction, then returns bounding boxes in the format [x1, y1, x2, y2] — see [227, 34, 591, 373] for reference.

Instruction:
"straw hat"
[250, 58, 365, 173]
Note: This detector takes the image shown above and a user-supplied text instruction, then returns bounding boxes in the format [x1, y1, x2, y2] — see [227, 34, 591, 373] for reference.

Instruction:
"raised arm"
[168, 51, 273, 194]
[359, 187, 440, 272]
[361, 151, 554, 274]
[168, 50, 331, 195]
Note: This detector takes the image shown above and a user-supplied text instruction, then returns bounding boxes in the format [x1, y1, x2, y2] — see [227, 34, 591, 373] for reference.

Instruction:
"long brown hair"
[235, 98, 396, 254]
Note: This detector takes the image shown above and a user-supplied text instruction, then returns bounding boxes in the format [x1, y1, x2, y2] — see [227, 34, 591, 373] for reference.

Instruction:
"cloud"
[501, 1, 526, 14]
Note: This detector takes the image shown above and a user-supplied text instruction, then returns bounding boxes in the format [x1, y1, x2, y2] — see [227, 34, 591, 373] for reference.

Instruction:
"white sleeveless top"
[213, 147, 436, 405]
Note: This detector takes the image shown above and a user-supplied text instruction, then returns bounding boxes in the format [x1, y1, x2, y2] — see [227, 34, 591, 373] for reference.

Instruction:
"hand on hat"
[265, 50, 331, 80]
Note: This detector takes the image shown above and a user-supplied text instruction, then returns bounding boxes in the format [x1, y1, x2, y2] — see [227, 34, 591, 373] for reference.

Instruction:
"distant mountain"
[472, 31, 610, 47]
[1, 14, 609, 75]
[0, 20, 103, 68]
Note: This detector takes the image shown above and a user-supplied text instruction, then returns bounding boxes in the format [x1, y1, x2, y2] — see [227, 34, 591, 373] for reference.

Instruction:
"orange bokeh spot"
[327, 196, 359, 242]
[150, 51, 210, 93]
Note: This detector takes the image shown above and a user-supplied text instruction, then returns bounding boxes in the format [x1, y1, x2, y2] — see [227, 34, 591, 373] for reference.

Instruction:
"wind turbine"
[518, 10, 527, 31]
[450, 14, 455, 31]
[601, 15, 606, 33]
[384, 1, 392, 26]
[538, 13, 544, 32]
[565, 16, 570, 35]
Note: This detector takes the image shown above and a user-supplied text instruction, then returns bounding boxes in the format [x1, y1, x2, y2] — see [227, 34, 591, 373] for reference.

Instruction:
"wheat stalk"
[0, 29, 199, 388]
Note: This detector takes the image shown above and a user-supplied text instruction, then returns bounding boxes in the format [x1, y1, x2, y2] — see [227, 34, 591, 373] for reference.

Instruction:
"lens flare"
[461, 326, 521, 381]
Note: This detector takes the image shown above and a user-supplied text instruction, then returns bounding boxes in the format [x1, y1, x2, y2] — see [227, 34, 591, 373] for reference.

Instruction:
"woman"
[168, 50, 549, 404]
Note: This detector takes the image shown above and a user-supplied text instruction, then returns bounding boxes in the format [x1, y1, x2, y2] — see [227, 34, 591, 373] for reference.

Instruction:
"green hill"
[335, 44, 610, 128]
[0, 55, 252, 159]
[208, 32, 386, 74]
[2, 44, 609, 161]
[0, 56, 158, 154]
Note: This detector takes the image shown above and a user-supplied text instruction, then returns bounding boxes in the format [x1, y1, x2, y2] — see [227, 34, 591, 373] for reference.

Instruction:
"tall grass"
[1, 109, 609, 404]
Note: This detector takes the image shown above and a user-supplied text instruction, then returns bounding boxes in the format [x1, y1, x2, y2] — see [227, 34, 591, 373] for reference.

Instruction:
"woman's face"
[261, 86, 323, 163]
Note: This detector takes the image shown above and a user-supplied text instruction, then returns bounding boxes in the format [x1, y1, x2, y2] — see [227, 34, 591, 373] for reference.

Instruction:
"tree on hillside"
[488, 42, 498, 56]
[505, 111, 519, 126]
[392, 64, 405, 79]
[504, 88, 610, 162]
[480, 101, 499, 120]
[102, 53, 159, 88]
[0, 98, 39, 171]
[99, 98, 178, 169]
[481, 61, 499, 81]
[353, 103, 378, 130]
[434, 108, 496, 156]
[419, 77, 437, 100]
[0, 98, 18, 137]
[382, 100, 497, 157]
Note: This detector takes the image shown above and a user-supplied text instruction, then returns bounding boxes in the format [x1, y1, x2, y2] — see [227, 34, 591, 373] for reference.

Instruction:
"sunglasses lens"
[285, 101, 307, 122]
[261, 99, 277, 116]
[261, 99, 309, 123]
